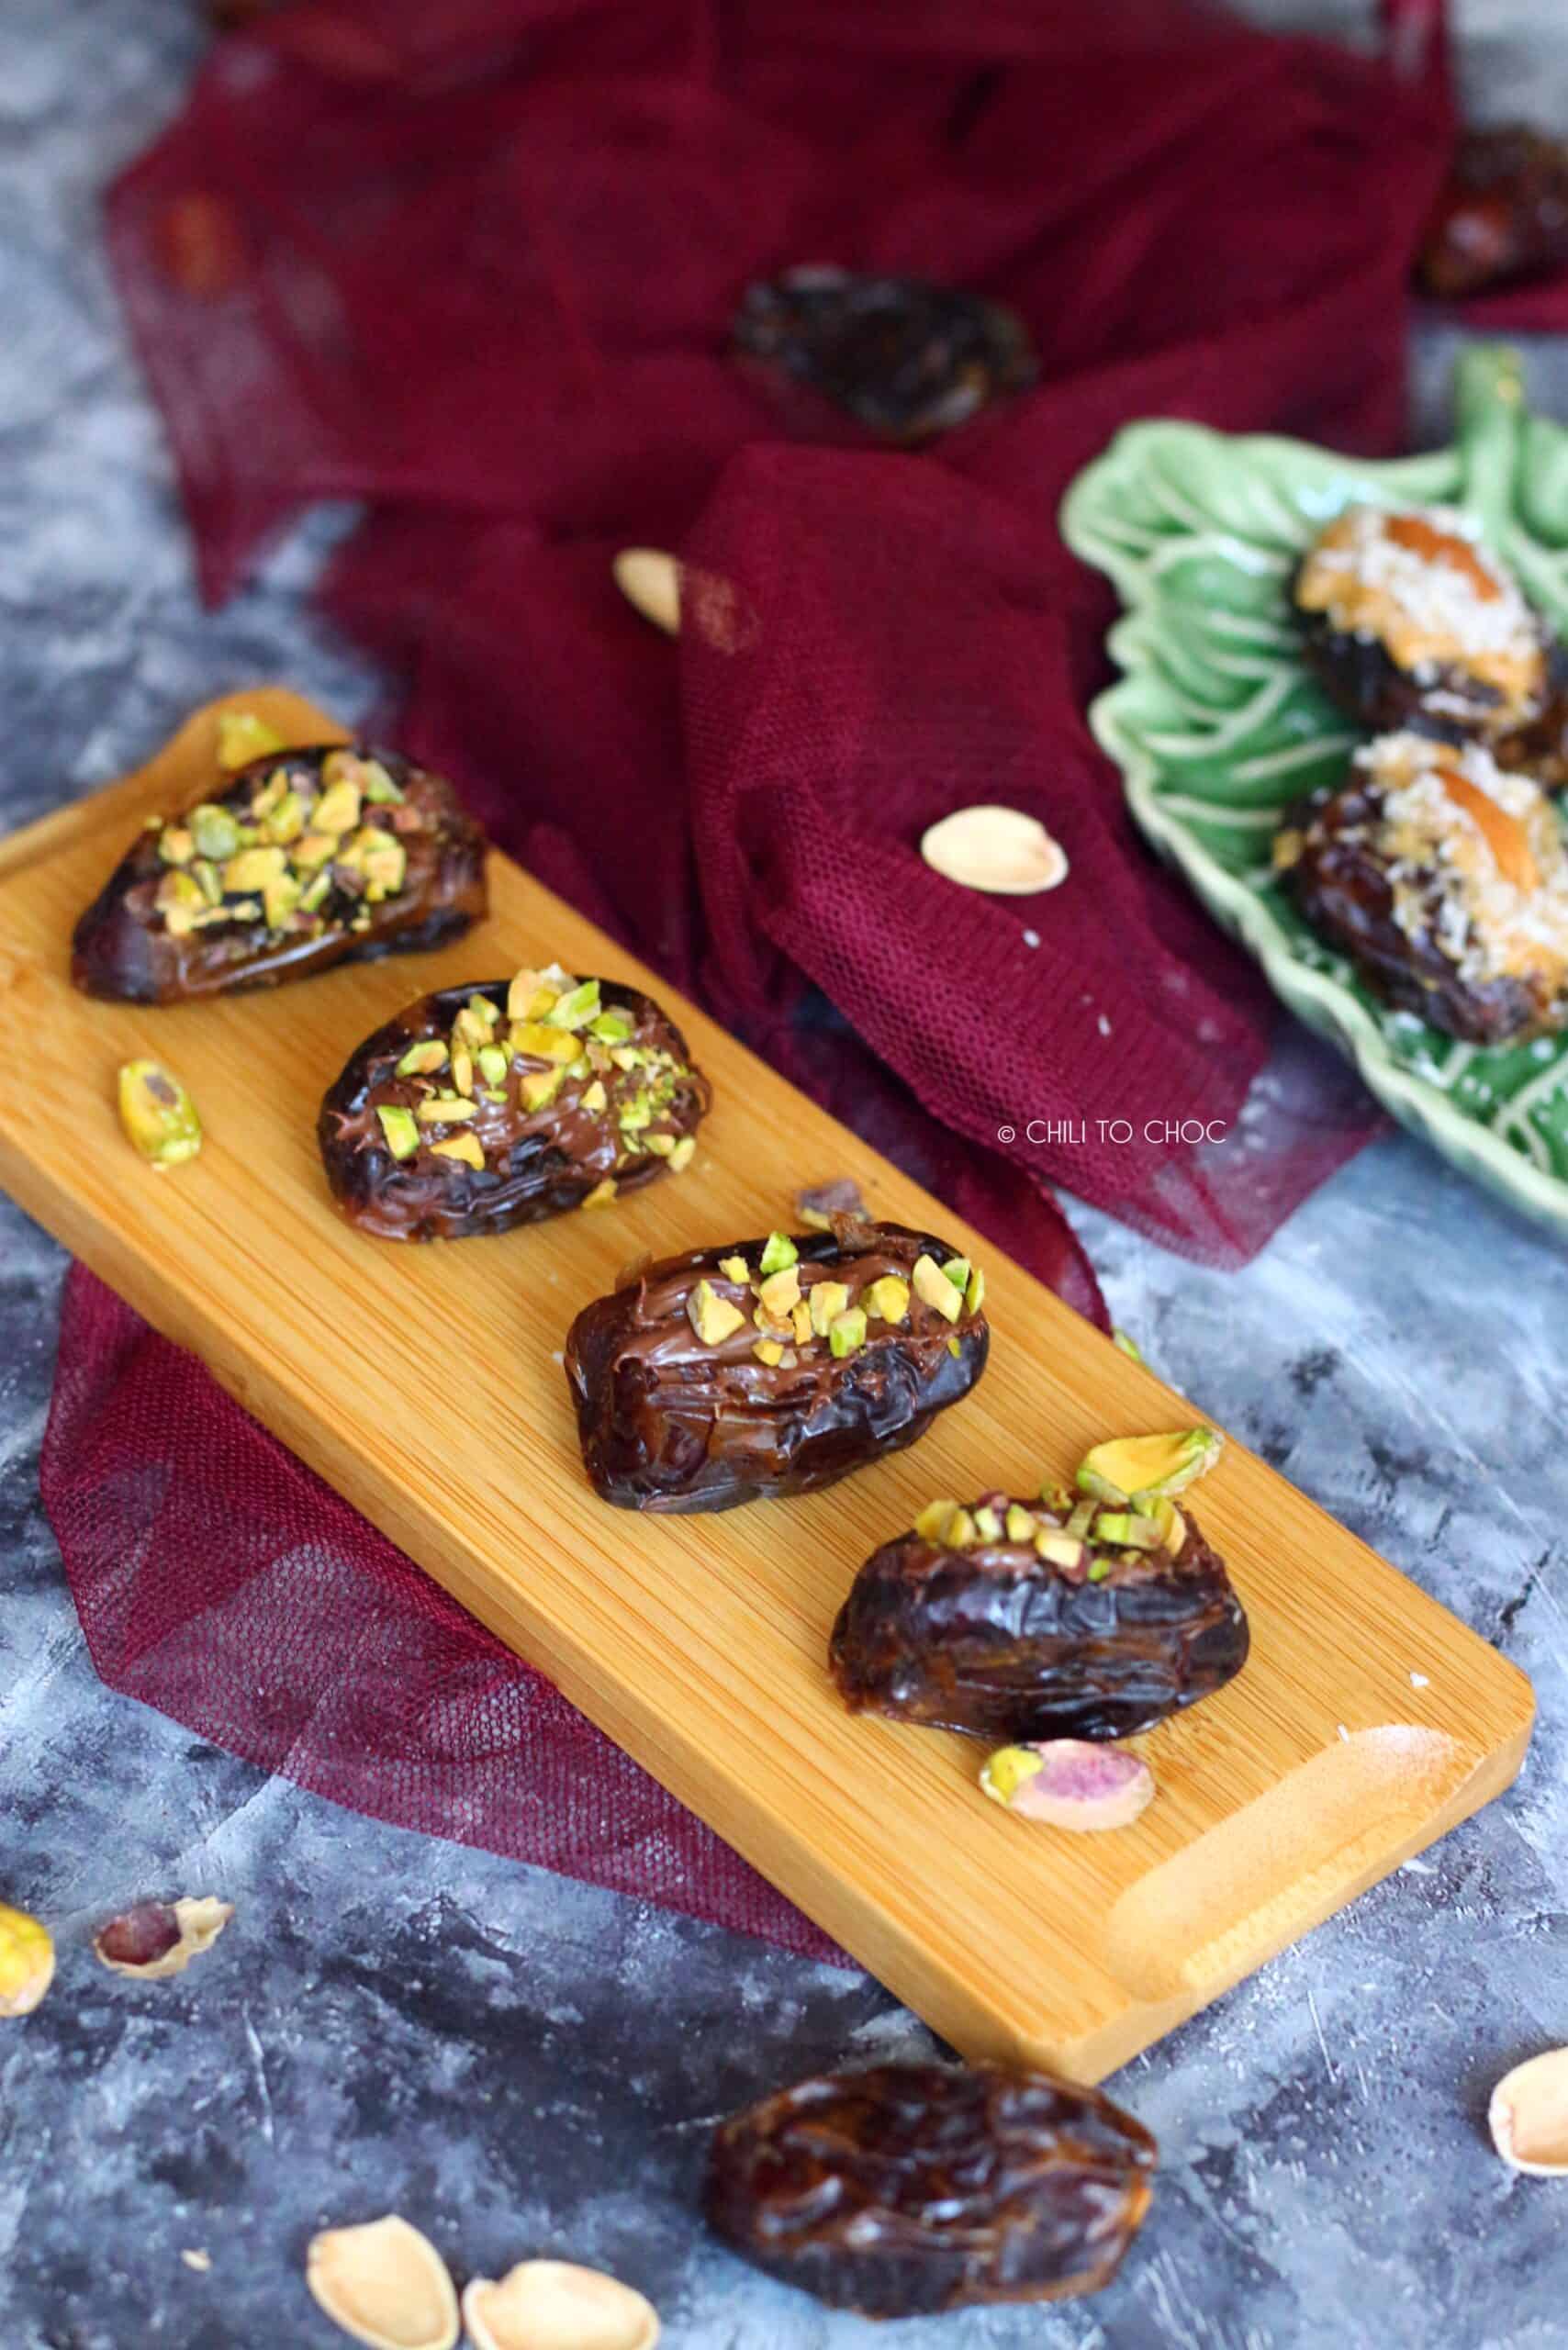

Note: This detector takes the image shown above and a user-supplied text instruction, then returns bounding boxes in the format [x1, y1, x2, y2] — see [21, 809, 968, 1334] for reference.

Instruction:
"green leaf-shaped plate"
[1060, 347, 1568, 1241]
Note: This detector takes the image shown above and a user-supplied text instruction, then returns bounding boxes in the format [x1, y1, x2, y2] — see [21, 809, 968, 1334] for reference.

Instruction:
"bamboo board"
[0, 691, 1534, 2082]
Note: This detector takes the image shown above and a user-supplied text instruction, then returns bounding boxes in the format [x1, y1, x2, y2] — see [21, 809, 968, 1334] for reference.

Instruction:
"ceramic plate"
[1060, 346, 1568, 1239]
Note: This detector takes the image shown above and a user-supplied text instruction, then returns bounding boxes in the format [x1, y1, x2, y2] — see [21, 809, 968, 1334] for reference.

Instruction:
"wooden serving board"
[0, 690, 1534, 2082]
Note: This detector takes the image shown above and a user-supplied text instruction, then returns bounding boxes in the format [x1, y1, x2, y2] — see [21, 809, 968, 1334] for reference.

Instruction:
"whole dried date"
[564, 1222, 988, 1511]
[1420, 126, 1568, 300]
[319, 962, 709, 1241]
[705, 2061, 1155, 2317]
[72, 742, 487, 1003]
[831, 1483, 1247, 1740]
[732, 267, 1037, 443]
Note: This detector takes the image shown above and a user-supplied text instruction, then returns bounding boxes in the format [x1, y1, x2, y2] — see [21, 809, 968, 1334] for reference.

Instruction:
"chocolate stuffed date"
[1420, 126, 1568, 301]
[564, 1220, 988, 1512]
[731, 266, 1037, 444]
[319, 961, 710, 1241]
[831, 1484, 1247, 1740]
[705, 2061, 1155, 2318]
[72, 741, 487, 1003]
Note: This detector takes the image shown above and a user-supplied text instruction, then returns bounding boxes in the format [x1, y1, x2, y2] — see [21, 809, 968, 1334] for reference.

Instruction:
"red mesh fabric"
[41, 1264, 845, 1963]
[58, 0, 1457, 1945]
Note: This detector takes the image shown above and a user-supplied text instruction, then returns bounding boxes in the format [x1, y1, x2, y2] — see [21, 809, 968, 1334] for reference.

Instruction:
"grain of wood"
[0, 691, 1534, 2078]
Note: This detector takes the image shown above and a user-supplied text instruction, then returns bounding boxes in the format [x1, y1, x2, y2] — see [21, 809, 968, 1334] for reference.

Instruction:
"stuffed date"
[704, 2060, 1155, 2318]
[319, 962, 710, 1240]
[831, 1472, 1246, 1742]
[72, 739, 487, 1003]
[1419, 125, 1568, 301]
[1274, 730, 1568, 1044]
[1292, 503, 1548, 741]
[564, 1219, 988, 1512]
[731, 266, 1038, 444]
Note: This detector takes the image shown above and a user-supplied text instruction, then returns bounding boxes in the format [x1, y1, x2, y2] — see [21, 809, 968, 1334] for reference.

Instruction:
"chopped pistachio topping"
[589, 1010, 633, 1045]
[753, 1339, 785, 1367]
[521, 1068, 564, 1113]
[361, 837, 407, 901]
[547, 979, 601, 1030]
[1087, 1560, 1114, 1583]
[118, 1059, 202, 1170]
[864, 1274, 910, 1325]
[376, 1104, 420, 1161]
[1005, 1503, 1036, 1543]
[476, 1046, 509, 1089]
[580, 1176, 618, 1210]
[223, 845, 286, 895]
[512, 1022, 579, 1067]
[360, 758, 403, 805]
[1093, 1510, 1165, 1551]
[314, 778, 362, 835]
[914, 1500, 961, 1542]
[757, 1264, 801, 1319]
[828, 1307, 868, 1359]
[667, 1136, 696, 1173]
[808, 1279, 851, 1337]
[965, 1265, 985, 1317]
[158, 826, 194, 867]
[1065, 1498, 1097, 1539]
[451, 1044, 475, 1097]
[292, 830, 337, 870]
[790, 1300, 812, 1345]
[912, 1253, 963, 1322]
[719, 1254, 750, 1282]
[972, 1505, 1002, 1543]
[942, 1256, 971, 1293]
[263, 873, 301, 931]
[643, 1130, 676, 1158]
[578, 1077, 608, 1113]
[431, 1132, 485, 1169]
[189, 804, 241, 861]
[688, 1280, 745, 1346]
[946, 1336, 962, 1358]
[416, 1093, 478, 1124]
[758, 1231, 798, 1277]
[1036, 1531, 1086, 1571]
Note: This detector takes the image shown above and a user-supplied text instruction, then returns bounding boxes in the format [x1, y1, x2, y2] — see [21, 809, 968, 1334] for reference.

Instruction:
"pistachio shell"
[612, 548, 681, 637]
[306, 2215, 459, 2350]
[920, 805, 1068, 895]
[94, 1896, 233, 1980]
[461, 2261, 658, 2350]
[1490, 2048, 1568, 2176]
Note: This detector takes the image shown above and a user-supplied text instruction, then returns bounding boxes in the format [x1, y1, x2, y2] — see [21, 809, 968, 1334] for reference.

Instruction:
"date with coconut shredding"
[564, 1220, 988, 1511]
[72, 729, 486, 1003]
[831, 1428, 1246, 1740]
[319, 963, 709, 1240]
[704, 2059, 1155, 2318]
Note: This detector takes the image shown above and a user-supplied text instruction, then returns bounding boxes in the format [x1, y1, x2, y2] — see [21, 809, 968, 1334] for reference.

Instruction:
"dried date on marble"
[831, 1482, 1246, 1741]
[319, 963, 710, 1241]
[1419, 126, 1568, 299]
[705, 2061, 1155, 2317]
[731, 268, 1038, 443]
[72, 741, 487, 1003]
[564, 1223, 988, 1512]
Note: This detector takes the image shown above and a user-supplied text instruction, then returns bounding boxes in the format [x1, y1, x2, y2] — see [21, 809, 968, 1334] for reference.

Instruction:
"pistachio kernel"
[1093, 1510, 1165, 1549]
[666, 1136, 696, 1173]
[942, 1256, 972, 1294]
[687, 1280, 745, 1346]
[828, 1307, 868, 1359]
[189, 803, 241, 861]
[521, 1068, 564, 1113]
[758, 1231, 799, 1276]
[263, 872, 302, 931]
[808, 1280, 851, 1338]
[507, 968, 551, 1019]
[945, 1508, 979, 1548]
[757, 1265, 801, 1319]
[972, 1505, 1002, 1542]
[946, 1336, 962, 1358]
[118, 1060, 202, 1170]
[512, 1022, 579, 1067]
[581, 1177, 618, 1210]
[863, 1274, 910, 1325]
[377, 1105, 420, 1161]
[912, 1253, 963, 1322]
[223, 845, 286, 895]
[158, 826, 195, 866]
[1065, 1498, 1097, 1539]
[790, 1301, 812, 1346]
[590, 1011, 633, 1045]
[579, 1078, 608, 1113]
[1036, 1530, 1086, 1571]
[913, 1499, 961, 1542]
[719, 1255, 750, 1283]
[416, 1094, 478, 1124]
[965, 1265, 985, 1316]
[313, 778, 362, 835]
[362, 837, 408, 901]
[546, 979, 601, 1031]
[1087, 1559, 1114, 1583]
[431, 1133, 485, 1169]
[397, 1041, 449, 1079]
[753, 1339, 785, 1367]
[292, 829, 338, 870]
[1004, 1502, 1036, 1543]
[262, 789, 305, 846]
[360, 757, 404, 805]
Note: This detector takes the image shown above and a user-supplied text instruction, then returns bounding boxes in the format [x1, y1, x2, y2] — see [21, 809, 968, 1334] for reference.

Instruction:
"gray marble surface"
[2, 6, 1568, 2346]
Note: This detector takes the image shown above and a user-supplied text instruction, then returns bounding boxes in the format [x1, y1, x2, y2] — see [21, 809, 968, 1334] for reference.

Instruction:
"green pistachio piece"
[191, 858, 223, 907]
[643, 1132, 676, 1158]
[291, 830, 338, 870]
[1065, 1499, 1098, 1539]
[476, 1046, 509, 1090]
[376, 1104, 420, 1161]
[808, 1280, 851, 1337]
[521, 1068, 564, 1113]
[758, 1232, 799, 1276]
[360, 758, 404, 805]
[415, 1093, 478, 1125]
[757, 1264, 801, 1319]
[249, 769, 288, 820]
[361, 836, 407, 901]
[512, 1022, 578, 1067]
[965, 1265, 985, 1316]
[189, 803, 241, 861]
[298, 870, 332, 913]
[1004, 1503, 1036, 1543]
[263, 872, 302, 931]
[1092, 1511, 1165, 1551]
[431, 1132, 485, 1170]
[972, 1505, 1002, 1542]
[223, 845, 286, 895]
[941, 1256, 971, 1293]
[464, 993, 499, 1031]
[1087, 1560, 1114, 1583]
[911, 1253, 963, 1323]
[154, 868, 206, 937]
[863, 1274, 910, 1325]
[1036, 1531, 1086, 1571]
[618, 1092, 653, 1135]
[589, 1010, 633, 1044]
[397, 1040, 449, 1079]
[913, 1499, 960, 1543]
[314, 778, 362, 836]
[687, 1280, 746, 1347]
[828, 1307, 868, 1359]
[666, 1136, 696, 1173]
[158, 827, 195, 867]
[546, 979, 601, 1031]
[262, 789, 305, 845]
[118, 1060, 202, 1170]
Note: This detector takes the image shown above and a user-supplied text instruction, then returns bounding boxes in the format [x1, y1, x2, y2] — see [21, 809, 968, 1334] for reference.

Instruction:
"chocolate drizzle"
[564, 1222, 989, 1512]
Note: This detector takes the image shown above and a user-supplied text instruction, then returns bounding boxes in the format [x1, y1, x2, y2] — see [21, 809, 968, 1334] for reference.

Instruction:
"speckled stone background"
[3, 6, 1568, 2346]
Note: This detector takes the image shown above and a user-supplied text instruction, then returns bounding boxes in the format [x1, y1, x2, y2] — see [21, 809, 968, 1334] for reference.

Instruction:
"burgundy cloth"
[58, 0, 1458, 1950]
